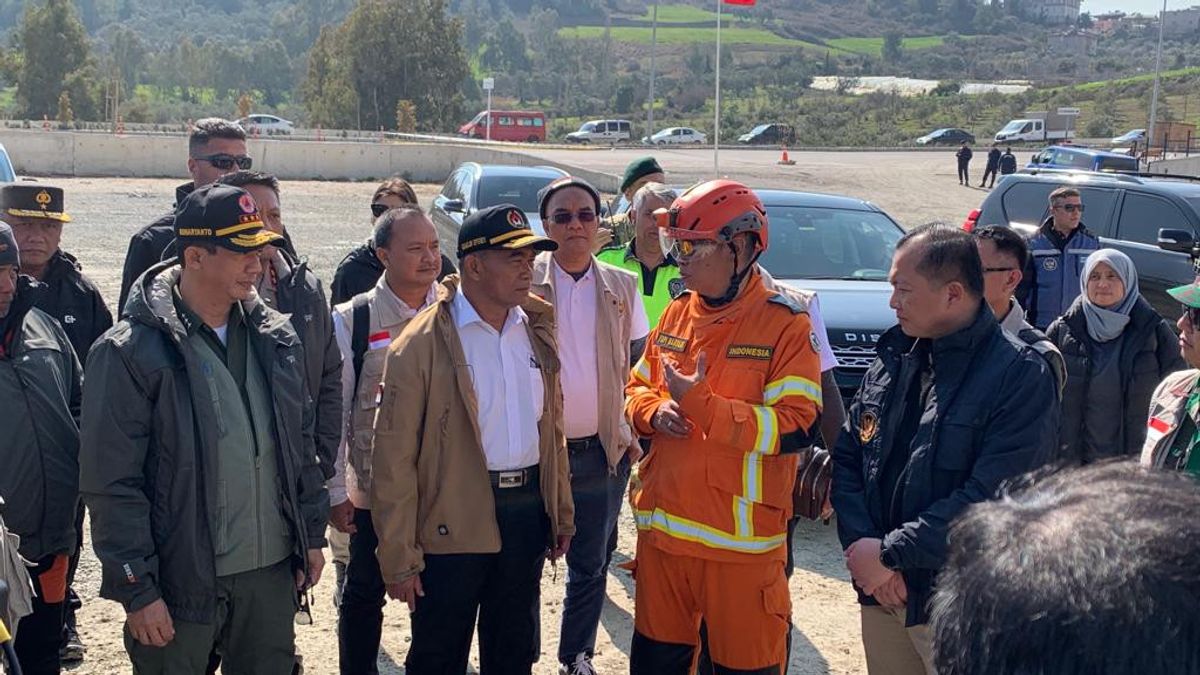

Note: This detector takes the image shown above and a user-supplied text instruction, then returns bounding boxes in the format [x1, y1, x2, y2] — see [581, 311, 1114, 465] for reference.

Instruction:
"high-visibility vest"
[597, 244, 682, 328]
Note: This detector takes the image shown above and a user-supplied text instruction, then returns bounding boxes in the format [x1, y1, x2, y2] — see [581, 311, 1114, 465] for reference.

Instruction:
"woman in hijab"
[1047, 249, 1184, 463]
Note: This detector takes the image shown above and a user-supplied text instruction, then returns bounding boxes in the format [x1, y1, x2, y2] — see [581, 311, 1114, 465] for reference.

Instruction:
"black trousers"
[339, 507, 386, 674]
[981, 166, 998, 187]
[14, 555, 67, 675]
[957, 162, 970, 184]
[405, 471, 550, 675]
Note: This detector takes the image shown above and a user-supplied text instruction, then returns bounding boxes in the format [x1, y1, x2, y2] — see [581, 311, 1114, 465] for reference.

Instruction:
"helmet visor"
[654, 207, 721, 260]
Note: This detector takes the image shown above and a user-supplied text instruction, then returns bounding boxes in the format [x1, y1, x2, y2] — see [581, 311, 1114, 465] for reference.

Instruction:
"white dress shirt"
[452, 288, 543, 471]
[554, 260, 601, 439]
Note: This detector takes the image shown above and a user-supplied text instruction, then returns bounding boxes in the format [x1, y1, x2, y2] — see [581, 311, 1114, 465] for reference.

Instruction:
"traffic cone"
[777, 146, 795, 166]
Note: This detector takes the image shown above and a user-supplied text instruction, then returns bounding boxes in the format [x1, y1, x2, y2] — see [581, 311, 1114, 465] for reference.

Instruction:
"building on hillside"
[1020, 0, 1081, 25]
[1092, 12, 1125, 34]
[1050, 28, 1098, 54]
[1162, 6, 1200, 38]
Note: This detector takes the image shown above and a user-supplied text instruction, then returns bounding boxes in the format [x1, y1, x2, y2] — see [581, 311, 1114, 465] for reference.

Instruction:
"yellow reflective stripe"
[752, 406, 779, 456]
[764, 376, 822, 406]
[632, 357, 652, 385]
[635, 508, 786, 553]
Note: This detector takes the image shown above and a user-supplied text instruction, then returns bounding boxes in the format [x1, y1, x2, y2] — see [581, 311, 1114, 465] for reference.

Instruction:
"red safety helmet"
[654, 179, 768, 257]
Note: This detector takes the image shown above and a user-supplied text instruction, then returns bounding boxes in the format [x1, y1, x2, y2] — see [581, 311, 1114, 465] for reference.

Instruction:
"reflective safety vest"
[1027, 224, 1100, 330]
[597, 244, 682, 328]
[624, 270, 821, 562]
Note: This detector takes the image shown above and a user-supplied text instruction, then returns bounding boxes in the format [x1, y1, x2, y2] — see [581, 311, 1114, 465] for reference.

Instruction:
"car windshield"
[931, 129, 948, 136]
[750, 124, 770, 134]
[758, 206, 902, 280]
[1000, 120, 1024, 133]
[579, 122, 597, 132]
[477, 175, 558, 213]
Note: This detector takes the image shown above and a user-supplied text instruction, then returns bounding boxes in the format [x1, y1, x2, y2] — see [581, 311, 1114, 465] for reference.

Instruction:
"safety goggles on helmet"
[654, 206, 763, 259]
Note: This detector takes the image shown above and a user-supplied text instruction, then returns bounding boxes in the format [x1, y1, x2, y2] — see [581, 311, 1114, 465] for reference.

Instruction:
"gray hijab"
[1080, 248, 1139, 343]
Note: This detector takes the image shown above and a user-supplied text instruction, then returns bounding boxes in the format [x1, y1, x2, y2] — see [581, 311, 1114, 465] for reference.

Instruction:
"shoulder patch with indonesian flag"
[368, 331, 391, 351]
[1146, 416, 1171, 448]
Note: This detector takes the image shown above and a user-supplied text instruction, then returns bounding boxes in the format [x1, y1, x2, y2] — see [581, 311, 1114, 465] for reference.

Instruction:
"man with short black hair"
[118, 118, 250, 313]
[329, 205, 442, 673]
[931, 462, 1200, 675]
[82, 184, 328, 673]
[973, 225, 1066, 396]
[998, 147, 1018, 176]
[1017, 186, 1100, 330]
[833, 223, 1060, 675]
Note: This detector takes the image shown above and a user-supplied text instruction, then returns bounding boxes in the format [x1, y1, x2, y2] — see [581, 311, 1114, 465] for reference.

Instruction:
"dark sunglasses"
[371, 203, 389, 218]
[1055, 203, 1085, 213]
[549, 210, 597, 226]
[193, 153, 252, 170]
[983, 266, 1016, 273]
[1183, 304, 1200, 328]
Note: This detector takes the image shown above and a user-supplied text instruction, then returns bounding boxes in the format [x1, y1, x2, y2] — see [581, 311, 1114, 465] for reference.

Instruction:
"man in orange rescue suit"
[625, 179, 822, 674]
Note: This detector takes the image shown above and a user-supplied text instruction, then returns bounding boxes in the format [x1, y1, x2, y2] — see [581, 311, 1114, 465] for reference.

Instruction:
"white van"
[566, 119, 633, 144]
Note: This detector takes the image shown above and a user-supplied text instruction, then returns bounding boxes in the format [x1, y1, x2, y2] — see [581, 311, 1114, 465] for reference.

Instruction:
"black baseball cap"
[457, 204, 557, 259]
[174, 183, 284, 253]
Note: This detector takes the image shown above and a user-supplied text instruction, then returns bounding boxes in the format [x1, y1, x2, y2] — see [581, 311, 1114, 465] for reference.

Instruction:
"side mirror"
[443, 199, 465, 214]
[1158, 228, 1195, 254]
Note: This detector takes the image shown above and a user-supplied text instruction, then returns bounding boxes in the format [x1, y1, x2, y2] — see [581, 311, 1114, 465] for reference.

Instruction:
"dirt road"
[50, 153, 986, 673]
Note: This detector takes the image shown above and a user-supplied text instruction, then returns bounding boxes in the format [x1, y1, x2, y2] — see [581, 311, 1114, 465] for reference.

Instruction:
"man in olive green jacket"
[371, 204, 574, 674]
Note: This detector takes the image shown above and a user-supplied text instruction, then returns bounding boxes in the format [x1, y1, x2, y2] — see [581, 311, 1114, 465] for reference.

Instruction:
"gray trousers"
[126, 559, 297, 675]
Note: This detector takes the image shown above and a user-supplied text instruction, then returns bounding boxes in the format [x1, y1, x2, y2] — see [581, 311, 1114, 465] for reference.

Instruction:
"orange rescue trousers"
[631, 538, 791, 674]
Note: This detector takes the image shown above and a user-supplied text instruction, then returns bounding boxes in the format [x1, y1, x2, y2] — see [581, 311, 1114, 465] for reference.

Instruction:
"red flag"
[724, 0, 757, 4]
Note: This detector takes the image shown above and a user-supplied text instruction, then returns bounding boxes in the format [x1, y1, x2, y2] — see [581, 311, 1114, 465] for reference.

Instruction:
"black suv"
[964, 169, 1200, 319]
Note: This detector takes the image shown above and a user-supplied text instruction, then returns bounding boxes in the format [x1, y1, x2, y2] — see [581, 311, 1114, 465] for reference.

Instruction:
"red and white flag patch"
[368, 331, 391, 351]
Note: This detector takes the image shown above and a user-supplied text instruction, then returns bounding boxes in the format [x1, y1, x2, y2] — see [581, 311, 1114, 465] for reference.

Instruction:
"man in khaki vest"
[329, 206, 442, 673]
[534, 177, 649, 674]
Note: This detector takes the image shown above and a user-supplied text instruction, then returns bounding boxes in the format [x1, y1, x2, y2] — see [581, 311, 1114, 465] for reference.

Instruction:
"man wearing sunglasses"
[532, 177, 649, 675]
[118, 118, 250, 314]
[1141, 278, 1200, 476]
[625, 180, 821, 674]
[1017, 186, 1100, 330]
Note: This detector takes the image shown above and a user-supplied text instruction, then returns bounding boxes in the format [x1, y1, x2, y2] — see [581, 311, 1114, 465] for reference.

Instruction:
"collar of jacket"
[1060, 293, 1157, 348]
[879, 301, 999, 368]
[43, 249, 82, 283]
[126, 259, 298, 349]
[434, 274, 554, 336]
[1039, 216, 1091, 247]
[0, 275, 46, 352]
[174, 181, 196, 208]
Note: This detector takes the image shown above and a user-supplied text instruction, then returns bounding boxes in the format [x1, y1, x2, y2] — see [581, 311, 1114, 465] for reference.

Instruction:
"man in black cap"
[0, 221, 83, 675]
[0, 182, 110, 665]
[81, 184, 329, 673]
[371, 204, 575, 674]
[601, 156, 666, 251]
[118, 118, 250, 313]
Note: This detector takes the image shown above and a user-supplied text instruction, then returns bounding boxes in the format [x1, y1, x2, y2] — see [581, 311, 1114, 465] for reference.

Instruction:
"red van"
[459, 110, 547, 143]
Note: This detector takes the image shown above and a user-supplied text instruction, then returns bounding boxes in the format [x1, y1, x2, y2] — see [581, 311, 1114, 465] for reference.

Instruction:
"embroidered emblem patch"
[668, 278, 685, 298]
[238, 193, 256, 214]
[859, 411, 879, 444]
[810, 330, 822, 354]
[655, 332, 688, 353]
[1043, 258, 1058, 272]
[727, 344, 773, 360]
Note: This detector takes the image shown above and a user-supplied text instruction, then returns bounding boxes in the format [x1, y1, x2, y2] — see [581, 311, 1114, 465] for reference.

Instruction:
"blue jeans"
[558, 437, 632, 663]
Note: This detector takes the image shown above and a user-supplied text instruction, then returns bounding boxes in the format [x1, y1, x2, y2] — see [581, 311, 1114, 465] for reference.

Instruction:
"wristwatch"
[880, 545, 901, 571]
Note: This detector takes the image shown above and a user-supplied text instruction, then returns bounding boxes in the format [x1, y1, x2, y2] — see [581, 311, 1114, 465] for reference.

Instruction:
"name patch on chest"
[656, 333, 689, 353]
[726, 344, 774, 360]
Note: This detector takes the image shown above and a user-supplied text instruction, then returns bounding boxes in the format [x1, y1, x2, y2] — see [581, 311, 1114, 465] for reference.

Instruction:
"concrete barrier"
[1149, 156, 1200, 177]
[0, 129, 620, 192]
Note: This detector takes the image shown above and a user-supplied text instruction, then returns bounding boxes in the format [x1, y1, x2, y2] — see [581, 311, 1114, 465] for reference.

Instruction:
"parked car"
[0, 144, 15, 182]
[737, 123, 796, 146]
[566, 119, 632, 144]
[429, 163, 569, 258]
[1112, 129, 1146, 146]
[458, 110, 547, 143]
[236, 114, 294, 135]
[756, 189, 906, 399]
[915, 128, 976, 146]
[642, 127, 706, 145]
[962, 170, 1200, 319]
[1027, 145, 1138, 173]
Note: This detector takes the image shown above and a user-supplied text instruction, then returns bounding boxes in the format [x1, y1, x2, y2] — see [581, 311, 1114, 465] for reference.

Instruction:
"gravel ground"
[51, 153, 988, 674]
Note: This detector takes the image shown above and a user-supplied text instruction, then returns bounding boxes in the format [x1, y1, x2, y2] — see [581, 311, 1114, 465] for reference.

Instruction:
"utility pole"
[647, 0, 659, 140]
[1147, 0, 1167, 162]
[713, 0, 722, 177]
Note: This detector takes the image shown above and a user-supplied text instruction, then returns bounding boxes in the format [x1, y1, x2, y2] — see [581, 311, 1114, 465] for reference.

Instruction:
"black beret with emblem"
[0, 184, 71, 222]
[174, 183, 284, 253]
[457, 203, 558, 259]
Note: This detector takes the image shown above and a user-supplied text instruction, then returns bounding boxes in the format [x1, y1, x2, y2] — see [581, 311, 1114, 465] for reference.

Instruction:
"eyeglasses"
[549, 210, 597, 226]
[1183, 304, 1200, 328]
[295, 589, 313, 626]
[983, 267, 1016, 273]
[193, 154, 252, 170]
[1054, 203, 1085, 213]
[371, 203, 390, 218]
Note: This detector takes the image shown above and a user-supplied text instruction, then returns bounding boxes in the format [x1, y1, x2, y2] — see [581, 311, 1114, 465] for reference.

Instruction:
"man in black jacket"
[81, 185, 328, 673]
[998, 147, 1018, 176]
[1, 183, 110, 664]
[979, 143, 1001, 188]
[955, 142, 972, 185]
[330, 177, 454, 304]
[0, 222, 83, 675]
[832, 224, 1059, 675]
[117, 118, 250, 314]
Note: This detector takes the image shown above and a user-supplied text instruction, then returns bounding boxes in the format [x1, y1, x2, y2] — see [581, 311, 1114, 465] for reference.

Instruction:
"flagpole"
[714, 0, 721, 177]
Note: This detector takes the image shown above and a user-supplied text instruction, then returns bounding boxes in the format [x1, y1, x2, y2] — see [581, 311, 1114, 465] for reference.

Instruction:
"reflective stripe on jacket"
[1026, 221, 1100, 330]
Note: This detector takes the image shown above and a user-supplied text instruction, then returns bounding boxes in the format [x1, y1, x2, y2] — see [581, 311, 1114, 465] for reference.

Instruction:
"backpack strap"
[350, 294, 371, 393]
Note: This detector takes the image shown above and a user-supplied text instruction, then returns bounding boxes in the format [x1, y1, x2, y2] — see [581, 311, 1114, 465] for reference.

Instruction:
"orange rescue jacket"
[625, 269, 821, 563]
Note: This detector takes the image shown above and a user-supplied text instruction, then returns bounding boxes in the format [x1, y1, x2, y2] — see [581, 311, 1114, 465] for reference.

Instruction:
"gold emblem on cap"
[35, 190, 51, 209]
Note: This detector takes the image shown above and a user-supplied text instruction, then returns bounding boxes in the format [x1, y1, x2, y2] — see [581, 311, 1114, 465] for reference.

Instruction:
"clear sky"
[1082, 0, 1192, 16]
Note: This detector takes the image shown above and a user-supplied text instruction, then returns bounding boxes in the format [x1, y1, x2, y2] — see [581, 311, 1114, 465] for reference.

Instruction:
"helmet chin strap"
[700, 243, 760, 308]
